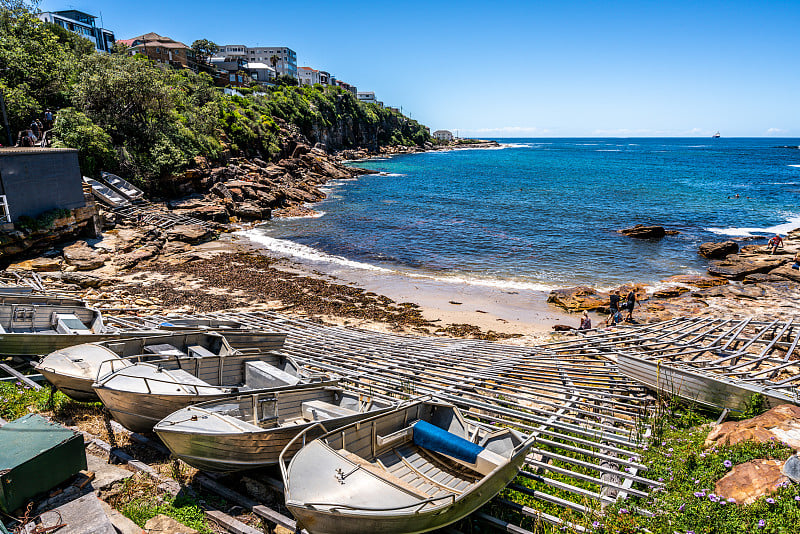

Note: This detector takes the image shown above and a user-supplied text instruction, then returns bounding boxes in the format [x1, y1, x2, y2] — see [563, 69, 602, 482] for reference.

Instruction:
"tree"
[274, 74, 298, 86]
[269, 54, 279, 80]
[191, 39, 219, 65]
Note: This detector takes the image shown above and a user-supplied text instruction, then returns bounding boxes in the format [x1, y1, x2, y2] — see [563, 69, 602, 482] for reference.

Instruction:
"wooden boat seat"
[302, 400, 358, 422]
[144, 344, 187, 357]
[168, 369, 215, 393]
[187, 345, 216, 358]
[339, 450, 432, 499]
[244, 361, 300, 389]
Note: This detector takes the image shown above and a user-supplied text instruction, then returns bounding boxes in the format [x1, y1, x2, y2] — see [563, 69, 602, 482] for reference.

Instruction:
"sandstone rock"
[618, 224, 666, 239]
[166, 224, 212, 244]
[161, 241, 191, 255]
[144, 514, 198, 534]
[174, 203, 229, 223]
[291, 143, 311, 158]
[662, 274, 728, 288]
[63, 241, 106, 270]
[769, 263, 800, 283]
[234, 202, 269, 221]
[707, 256, 787, 280]
[547, 286, 608, 312]
[744, 272, 786, 284]
[8, 257, 62, 272]
[714, 459, 788, 505]
[705, 404, 800, 450]
[652, 286, 689, 298]
[115, 245, 159, 270]
[699, 240, 739, 259]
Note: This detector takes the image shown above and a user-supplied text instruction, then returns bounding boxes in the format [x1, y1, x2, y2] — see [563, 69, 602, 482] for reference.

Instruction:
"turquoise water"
[250, 138, 800, 289]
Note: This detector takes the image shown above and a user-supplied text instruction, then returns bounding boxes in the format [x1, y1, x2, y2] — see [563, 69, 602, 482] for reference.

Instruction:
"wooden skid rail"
[105, 309, 661, 531]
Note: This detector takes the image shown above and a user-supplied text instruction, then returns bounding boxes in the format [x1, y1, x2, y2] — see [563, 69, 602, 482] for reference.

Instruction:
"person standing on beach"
[607, 290, 621, 326]
[624, 289, 639, 322]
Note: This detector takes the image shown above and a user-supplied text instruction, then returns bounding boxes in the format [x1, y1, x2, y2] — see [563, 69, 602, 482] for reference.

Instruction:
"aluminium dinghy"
[35, 332, 242, 402]
[155, 385, 396, 473]
[93, 350, 330, 433]
[281, 398, 535, 534]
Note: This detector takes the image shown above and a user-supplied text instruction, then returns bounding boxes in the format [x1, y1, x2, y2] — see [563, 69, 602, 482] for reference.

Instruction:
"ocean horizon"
[246, 137, 800, 291]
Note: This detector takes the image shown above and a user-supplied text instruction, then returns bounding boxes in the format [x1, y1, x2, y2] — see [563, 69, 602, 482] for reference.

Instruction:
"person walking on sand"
[579, 311, 591, 330]
[624, 289, 640, 322]
[606, 290, 621, 326]
[768, 234, 784, 255]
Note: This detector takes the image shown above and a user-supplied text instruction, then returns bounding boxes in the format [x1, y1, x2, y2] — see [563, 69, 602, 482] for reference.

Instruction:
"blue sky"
[39, 0, 800, 137]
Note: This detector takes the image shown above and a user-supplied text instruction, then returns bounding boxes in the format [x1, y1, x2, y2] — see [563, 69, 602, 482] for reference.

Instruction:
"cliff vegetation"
[0, 3, 430, 192]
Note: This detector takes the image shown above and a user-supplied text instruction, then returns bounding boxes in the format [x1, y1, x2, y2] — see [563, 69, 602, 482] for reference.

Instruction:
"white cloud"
[458, 126, 553, 137]
[766, 127, 787, 136]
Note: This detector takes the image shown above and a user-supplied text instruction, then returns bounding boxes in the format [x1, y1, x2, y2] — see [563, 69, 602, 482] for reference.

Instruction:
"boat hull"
[286, 453, 526, 534]
[616, 354, 797, 411]
[94, 387, 229, 433]
[0, 332, 161, 357]
[37, 368, 98, 402]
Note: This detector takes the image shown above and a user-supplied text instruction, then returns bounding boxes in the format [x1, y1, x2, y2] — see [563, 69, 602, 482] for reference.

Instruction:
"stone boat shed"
[0, 148, 87, 223]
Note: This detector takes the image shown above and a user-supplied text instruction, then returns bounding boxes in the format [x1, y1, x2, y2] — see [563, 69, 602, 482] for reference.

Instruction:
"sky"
[38, 0, 800, 138]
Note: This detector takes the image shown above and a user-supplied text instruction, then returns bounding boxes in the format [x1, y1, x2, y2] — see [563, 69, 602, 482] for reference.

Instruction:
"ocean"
[244, 138, 800, 291]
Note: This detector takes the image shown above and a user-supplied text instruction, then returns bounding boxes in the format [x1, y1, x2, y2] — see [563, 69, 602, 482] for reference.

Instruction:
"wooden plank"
[252, 505, 307, 534]
[0, 363, 41, 390]
[205, 510, 263, 534]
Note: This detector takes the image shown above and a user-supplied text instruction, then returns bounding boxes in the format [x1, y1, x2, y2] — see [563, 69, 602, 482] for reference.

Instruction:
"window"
[229, 74, 235, 82]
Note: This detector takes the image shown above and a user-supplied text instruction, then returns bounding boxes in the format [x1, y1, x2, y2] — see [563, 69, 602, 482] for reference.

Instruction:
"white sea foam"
[278, 210, 326, 220]
[788, 164, 800, 168]
[707, 215, 800, 237]
[403, 271, 557, 292]
[377, 173, 407, 177]
[596, 149, 621, 152]
[239, 230, 392, 271]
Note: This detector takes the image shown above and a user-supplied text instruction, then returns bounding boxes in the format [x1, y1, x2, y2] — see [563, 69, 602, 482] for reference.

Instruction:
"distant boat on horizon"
[713, 131, 721, 138]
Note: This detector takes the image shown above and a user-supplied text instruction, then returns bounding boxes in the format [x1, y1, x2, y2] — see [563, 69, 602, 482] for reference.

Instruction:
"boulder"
[652, 286, 689, 299]
[662, 274, 729, 288]
[769, 263, 800, 283]
[144, 514, 198, 534]
[166, 224, 212, 244]
[698, 241, 739, 259]
[8, 257, 62, 272]
[234, 202, 269, 221]
[705, 404, 800, 450]
[115, 245, 159, 270]
[291, 143, 311, 158]
[63, 241, 106, 270]
[707, 256, 788, 280]
[618, 224, 666, 239]
[744, 272, 786, 284]
[547, 286, 608, 312]
[714, 459, 788, 505]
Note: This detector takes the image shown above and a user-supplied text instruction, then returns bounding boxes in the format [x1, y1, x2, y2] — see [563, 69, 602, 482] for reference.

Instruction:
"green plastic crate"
[0, 414, 86, 513]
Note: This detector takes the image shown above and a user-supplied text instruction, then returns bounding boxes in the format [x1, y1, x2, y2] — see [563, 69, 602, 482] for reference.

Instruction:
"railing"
[0, 195, 10, 223]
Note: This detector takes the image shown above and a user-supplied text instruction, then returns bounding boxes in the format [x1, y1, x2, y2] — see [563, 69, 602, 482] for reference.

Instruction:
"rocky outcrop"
[63, 241, 106, 271]
[715, 459, 788, 505]
[705, 404, 800, 450]
[165, 224, 213, 245]
[0, 204, 99, 264]
[699, 240, 739, 259]
[662, 274, 729, 288]
[708, 255, 788, 280]
[7, 257, 62, 271]
[619, 225, 666, 239]
[547, 286, 609, 312]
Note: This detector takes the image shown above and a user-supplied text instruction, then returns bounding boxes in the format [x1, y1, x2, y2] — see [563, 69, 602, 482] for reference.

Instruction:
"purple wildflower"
[693, 491, 705, 498]
[678, 503, 685, 512]
[619, 508, 628, 514]
[766, 497, 775, 504]
[795, 495, 800, 501]
[727, 497, 736, 504]
[724, 460, 732, 468]
[592, 521, 600, 528]
[709, 494, 719, 502]
[658, 477, 664, 482]
[759, 519, 766, 528]
[699, 452, 706, 458]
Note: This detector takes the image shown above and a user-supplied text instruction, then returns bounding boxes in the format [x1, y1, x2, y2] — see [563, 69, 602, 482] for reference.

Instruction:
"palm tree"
[269, 55, 279, 81]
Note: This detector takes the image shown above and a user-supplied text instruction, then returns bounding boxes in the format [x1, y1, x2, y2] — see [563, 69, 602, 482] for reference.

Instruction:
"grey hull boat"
[35, 332, 243, 402]
[100, 172, 145, 201]
[155, 386, 396, 473]
[0, 302, 162, 356]
[616, 353, 799, 411]
[281, 398, 535, 534]
[93, 351, 329, 433]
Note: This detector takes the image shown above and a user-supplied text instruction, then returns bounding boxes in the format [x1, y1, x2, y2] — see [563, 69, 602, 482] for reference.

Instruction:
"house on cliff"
[433, 130, 454, 141]
[118, 33, 197, 71]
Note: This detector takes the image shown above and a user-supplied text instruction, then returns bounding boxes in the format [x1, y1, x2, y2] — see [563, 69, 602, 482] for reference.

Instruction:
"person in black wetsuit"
[607, 290, 621, 326]
[624, 289, 639, 322]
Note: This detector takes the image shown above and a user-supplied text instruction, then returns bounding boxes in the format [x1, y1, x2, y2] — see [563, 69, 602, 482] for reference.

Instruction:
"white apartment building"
[433, 130, 454, 141]
[219, 46, 297, 78]
[38, 10, 115, 52]
[298, 67, 321, 86]
[357, 92, 381, 107]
